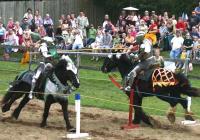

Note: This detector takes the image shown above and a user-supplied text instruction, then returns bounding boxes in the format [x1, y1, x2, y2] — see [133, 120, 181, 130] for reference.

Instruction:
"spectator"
[193, 37, 200, 60]
[61, 19, 70, 35]
[151, 11, 158, 22]
[7, 17, 14, 30]
[34, 10, 43, 27]
[189, 11, 199, 30]
[153, 48, 164, 68]
[23, 8, 33, 25]
[38, 25, 46, 37]
[171, 14, 177, 26]
[170, 31, 184, 59]
[0, 22, 6, 43]
[71, 13, 77, 28]
[101, 30, 112, 50]
[66, 15, 72, 27]
[60, 14, 65, 24]
[21, 18, 29, 31]
[129, 25, 137, 38]
[194, 2, 200, 18]
[113, 33, 121, 47]
[56, 20, 63, 35]
[13, 21, 23, 45]
[105, 20, 115, 34]
[46, 25, 54, 38]
[22, 29, 33, 48]
[103, 14, 109, 28]
[63, 28, 74, 50]
[142, 10, 150, 26]
[159, 21, 168, 38]
[190, 26, 200, 38]
[176, 17, 187, 32]
[72, 30, 83, 50]
[91, 31, 103, 61]
[3, 29, 19, 60]
[138, 19, 148, 34]
[125, 31, 135, 49]
[43, 13, 54, 32]
[116, 15, 126, 28]
[163, 12, 169, 21]
[183, 33, 193, 58]
[77, 11, 89, 38]
[86, 24, 97, 46]
[148, 19, 158, 34]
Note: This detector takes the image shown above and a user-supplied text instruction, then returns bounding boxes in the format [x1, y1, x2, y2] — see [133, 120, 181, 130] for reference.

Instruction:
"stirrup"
[124, 86, 131, 91]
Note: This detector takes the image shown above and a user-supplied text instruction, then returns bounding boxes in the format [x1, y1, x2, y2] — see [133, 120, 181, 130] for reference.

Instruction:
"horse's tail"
[1, 80, 20, 105]
[183, 87, 200, 97]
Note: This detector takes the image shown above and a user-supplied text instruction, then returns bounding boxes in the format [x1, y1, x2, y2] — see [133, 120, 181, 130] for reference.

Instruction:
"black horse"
[101, 54, 200, 126]
[1, 55, 80, 132]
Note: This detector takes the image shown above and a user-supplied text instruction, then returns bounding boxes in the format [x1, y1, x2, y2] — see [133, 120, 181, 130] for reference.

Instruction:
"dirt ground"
[0, 98, 200, 140]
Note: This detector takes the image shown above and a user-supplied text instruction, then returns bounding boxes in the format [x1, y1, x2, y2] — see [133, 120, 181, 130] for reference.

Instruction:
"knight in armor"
[124, 34, 157, 91]
[29, 36, 58, 99]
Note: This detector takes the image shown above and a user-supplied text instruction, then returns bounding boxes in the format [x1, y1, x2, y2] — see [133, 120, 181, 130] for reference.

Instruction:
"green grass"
[0, 61, 200, 119]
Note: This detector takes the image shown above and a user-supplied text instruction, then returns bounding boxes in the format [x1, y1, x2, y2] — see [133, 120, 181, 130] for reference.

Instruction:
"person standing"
[194, 2, 200, 18]
[77, 11, 89, 38]
[170, 31, 184, 59]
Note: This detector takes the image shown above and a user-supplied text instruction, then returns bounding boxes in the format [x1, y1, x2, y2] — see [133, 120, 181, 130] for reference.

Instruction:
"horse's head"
[101, 53, 134, 78]
[56, 55, 80, 89]
[101, 54, 119, 73]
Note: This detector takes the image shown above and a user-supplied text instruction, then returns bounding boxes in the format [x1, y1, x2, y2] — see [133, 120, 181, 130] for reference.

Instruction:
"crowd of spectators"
[1, 2, 200, 62]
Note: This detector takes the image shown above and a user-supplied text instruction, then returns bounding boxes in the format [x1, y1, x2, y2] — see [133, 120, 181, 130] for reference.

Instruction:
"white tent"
[123, 6, 139, 11]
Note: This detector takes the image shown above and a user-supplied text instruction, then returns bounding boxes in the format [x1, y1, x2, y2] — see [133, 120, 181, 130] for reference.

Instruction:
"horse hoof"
[40, 122, 47, 128]
[11, 112, 19, 120]
[185, 114, 195, 121]
[1, 105, 10, 113]
[167, 112, 176, 124]
[68, 127, 76, 133]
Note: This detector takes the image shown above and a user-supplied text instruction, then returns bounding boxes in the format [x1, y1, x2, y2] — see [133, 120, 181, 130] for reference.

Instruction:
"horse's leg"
[40, 95, 53, 127]
[175, 95, 194, 121]
[2, 89, 24, 113]
[2, 92, 21, 113]
[133, 94, 155, 126]
[12, 94, 30, 119]
[58, 97, 74, 132]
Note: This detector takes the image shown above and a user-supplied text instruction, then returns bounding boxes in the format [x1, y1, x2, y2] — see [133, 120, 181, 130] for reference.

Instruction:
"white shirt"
[74, 34, 83, 45]
[171, 36, 184, 50]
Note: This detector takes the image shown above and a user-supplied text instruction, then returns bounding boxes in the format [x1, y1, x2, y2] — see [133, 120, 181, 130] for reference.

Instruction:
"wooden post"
[121, 88, 139, 130]
[76, 53, 80, 78]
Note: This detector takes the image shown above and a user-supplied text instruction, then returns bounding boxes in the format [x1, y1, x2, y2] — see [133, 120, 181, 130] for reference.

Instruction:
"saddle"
[152, 68, 178, 89]
[16, 70, 34, 85]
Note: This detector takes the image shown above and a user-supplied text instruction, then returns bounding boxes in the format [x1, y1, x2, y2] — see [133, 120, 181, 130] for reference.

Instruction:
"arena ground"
[0, 97, 200, 140]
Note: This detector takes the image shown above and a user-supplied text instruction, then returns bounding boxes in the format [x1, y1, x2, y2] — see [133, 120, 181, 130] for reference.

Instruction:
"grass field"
[0, 59, 200, 119]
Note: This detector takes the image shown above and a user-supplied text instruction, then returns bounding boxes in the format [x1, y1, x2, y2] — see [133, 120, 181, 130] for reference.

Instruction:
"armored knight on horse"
[29, 36, 59, 99]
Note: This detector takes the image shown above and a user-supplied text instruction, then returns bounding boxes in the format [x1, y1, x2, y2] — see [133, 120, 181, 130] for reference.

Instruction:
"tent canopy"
[123, 6, 139, 11]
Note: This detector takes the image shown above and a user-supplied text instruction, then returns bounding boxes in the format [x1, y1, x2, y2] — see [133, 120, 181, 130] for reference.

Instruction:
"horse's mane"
[117, 54, 136, 77]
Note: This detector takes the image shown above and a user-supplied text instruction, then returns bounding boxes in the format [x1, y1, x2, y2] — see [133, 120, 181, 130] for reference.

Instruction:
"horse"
[1, 55, 80, 132]
[101, 54, 200, 126]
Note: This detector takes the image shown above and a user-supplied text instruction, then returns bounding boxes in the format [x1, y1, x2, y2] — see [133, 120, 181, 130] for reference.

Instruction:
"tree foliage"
[93, 0, 199, 21]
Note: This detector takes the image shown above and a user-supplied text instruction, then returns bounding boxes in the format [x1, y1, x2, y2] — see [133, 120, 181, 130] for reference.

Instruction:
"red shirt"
[149, 23, 158, 32]
[176, 21, 186, 31]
